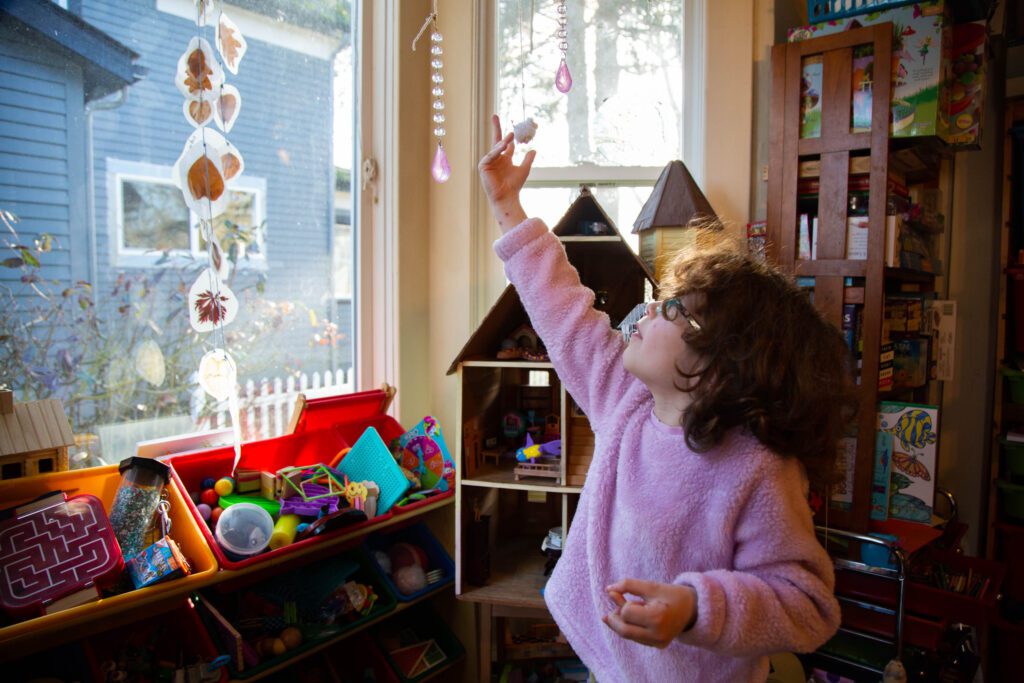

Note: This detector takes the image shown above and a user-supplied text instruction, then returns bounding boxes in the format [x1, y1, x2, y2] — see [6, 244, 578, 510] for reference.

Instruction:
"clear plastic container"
[214, 502, 274, 560]
[108, 456, 170, 561]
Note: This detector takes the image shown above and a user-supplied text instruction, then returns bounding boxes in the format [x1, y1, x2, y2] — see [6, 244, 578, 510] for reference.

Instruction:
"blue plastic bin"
[807, 0, 916, 22]
[365, 523, 455, 602]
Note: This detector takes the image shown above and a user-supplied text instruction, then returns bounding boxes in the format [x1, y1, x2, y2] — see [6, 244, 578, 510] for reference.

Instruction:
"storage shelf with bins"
[1, 389, 464, 682]
[768, 22, 952, 532]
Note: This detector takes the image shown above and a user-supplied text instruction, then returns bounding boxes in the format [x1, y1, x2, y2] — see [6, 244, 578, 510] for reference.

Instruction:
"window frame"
[108, 158, 267, 270]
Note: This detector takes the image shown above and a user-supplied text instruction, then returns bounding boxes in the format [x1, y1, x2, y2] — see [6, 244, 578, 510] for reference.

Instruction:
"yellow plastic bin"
[0, 465, 218, 658]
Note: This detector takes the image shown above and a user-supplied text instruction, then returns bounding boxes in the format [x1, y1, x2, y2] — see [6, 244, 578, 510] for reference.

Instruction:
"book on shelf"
[846, 216, 869, 260]
[798, 214, 812, 260]
[842, 304, 858, 353]
[893, 337, 930, 391]
[871, 430, 894, 521]
[877, 402, 939, 524]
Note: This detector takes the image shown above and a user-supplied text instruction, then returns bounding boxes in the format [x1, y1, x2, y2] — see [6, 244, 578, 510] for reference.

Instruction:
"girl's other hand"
[478, 114, 534, 232]
[603, 578, 698, 649]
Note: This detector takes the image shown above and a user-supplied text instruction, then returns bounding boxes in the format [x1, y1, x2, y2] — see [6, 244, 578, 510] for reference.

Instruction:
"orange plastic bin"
[0, 465, 218, 658]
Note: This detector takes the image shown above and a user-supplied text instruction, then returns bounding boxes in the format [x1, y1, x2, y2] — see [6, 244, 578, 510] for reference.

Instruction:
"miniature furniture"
[448, 187, 656, 679]
[632, 159, 719, 283]
[0, 389, 74, 480]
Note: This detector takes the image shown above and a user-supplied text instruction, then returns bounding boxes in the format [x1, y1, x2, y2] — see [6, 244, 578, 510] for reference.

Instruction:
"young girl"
[478, 115, 856, 682]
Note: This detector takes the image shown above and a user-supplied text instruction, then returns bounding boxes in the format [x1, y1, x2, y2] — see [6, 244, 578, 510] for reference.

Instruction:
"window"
[111, 160, 266, 265]
[495, 0, 687, 246]
[0, 0, 360, 463]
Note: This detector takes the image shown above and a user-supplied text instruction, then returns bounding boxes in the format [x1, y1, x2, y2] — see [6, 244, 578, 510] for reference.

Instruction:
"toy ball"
[389, 542, 428, 571]
[280, 626, 303, 650]
[256, 638, 273, 657]
[393, 565, 428, 595]
[190, 491, 201, 504]
[373, 550, 392, 575]
[211, 506, 224, 524]
[200, 489, 219, 507]
[214, 477, 235, 497]
[270, 638, 287, 657]
[200, 477, 216, 490]
[197, 503, 212, 521]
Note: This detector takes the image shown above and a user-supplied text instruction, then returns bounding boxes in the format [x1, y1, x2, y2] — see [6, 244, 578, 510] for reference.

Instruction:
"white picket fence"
[211, 367, 355, 441]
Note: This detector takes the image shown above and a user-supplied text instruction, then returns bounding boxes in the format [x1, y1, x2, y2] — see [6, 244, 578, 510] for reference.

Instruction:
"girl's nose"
[645, 301, 658, 318]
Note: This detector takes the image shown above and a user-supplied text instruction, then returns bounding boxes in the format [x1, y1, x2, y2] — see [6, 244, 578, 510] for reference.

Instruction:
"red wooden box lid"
[289, 387, 395, 435]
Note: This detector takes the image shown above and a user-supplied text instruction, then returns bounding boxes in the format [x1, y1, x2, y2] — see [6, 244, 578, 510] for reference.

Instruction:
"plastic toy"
[394, 565, 428, 595]
[214, 502, 274, 559]
[217, 493, 280, 516]
[211, 506, 224, 525]
[109, 456, 170, 561]
[0, 491, 124, 617]
[269, 514, 300, 550]
[201, 477, 216, 490]
[127, 535, 191, 588]
[214, 477, 235, 497]
[200, 488, 219, 507]
[516, 434, 561, 462]
[197, 503, 212, 521]
[235, 468, 260, 494]
[294, 508, 368, 540]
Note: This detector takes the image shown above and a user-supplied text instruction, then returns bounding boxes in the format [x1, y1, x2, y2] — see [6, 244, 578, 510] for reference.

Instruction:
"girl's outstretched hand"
[603, 578, 698, 649]
[478, 114, 535, 232]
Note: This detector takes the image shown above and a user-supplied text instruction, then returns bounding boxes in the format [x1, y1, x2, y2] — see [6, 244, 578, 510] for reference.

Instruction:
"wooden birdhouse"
[633, 160, 720, 283]
[0, 389, 75, 480]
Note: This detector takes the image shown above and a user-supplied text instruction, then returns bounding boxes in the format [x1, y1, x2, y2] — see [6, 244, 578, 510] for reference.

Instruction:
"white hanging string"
[412, 0, 440, 51]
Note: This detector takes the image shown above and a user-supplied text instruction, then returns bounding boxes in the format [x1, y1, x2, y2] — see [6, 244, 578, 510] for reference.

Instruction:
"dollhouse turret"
[633, 160, 720, 283]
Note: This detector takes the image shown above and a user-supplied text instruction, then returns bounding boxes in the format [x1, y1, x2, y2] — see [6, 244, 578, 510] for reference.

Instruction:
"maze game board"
[0, 493, 123, 617]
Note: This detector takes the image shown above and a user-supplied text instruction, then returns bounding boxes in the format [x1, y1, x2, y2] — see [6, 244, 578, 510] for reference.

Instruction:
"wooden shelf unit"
[768, 23, 950, 532]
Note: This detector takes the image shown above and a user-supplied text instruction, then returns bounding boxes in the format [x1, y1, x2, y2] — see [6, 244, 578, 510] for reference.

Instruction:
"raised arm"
[480, 116, 637, 425]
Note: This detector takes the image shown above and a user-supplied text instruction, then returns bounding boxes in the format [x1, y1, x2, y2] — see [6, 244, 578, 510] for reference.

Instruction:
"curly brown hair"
[660, 235, 858, 491]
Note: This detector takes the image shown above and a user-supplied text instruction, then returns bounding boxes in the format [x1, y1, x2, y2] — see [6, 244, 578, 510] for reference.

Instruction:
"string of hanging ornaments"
[414, 0, 451, 183]
[173, 0, 249, 471]
[512, 0, 572, 145]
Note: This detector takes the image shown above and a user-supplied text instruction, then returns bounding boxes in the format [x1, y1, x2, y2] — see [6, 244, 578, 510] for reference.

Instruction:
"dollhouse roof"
[0, 397, 75, 458]
[447, 187, 656, 375]
[632, 160, 718, 234]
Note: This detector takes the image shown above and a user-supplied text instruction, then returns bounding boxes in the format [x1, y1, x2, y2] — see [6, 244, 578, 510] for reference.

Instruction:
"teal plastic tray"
[339, 427, 411, 514]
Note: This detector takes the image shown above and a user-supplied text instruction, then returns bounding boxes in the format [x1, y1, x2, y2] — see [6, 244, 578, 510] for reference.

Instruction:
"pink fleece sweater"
[494, 218, 841, 683]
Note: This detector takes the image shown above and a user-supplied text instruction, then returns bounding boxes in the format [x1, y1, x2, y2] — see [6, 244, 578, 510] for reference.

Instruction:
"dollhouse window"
[2, 463, 23, 480]
[38, 458, 55, 473]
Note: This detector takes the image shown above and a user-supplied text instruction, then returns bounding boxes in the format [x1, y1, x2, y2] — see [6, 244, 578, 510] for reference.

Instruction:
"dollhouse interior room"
[1, 0, 1024, 681]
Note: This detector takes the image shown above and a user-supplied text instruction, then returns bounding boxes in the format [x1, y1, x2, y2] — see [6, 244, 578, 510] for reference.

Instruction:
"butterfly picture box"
[877, 401, 939, 523]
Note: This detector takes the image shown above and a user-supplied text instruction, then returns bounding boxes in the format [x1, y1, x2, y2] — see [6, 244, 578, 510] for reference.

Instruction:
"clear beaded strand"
[429, 26, 450, 182]
[555, 0, 572, 93]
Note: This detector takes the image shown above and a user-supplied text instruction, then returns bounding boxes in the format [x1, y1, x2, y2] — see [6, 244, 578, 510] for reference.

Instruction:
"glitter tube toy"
[108, 456, 171, 560]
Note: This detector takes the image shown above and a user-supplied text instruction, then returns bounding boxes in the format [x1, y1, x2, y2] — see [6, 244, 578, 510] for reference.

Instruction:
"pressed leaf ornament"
[188, 268, 238, 332]
[194, 0, 219, 28]
[176, 38, 224, 100]
[216, 12, 247, 74]
[214, 83, 242, 133]
[414, 2, 450, 182]
[184, 98, 215, 128]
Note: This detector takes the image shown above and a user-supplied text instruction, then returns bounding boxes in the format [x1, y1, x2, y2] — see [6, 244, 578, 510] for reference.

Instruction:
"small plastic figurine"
[516, 433, 561, 462]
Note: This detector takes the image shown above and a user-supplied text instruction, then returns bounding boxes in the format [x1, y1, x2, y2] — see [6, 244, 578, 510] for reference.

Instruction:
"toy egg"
[214, 477, 235, 497]
[270, 638, 287, 657]
[211, 506, 224, 524]
[280, 626, 303, 650]
[197, 503, 212, 521]
[200, 489, 219, 507]
[200, 477, 216, 490]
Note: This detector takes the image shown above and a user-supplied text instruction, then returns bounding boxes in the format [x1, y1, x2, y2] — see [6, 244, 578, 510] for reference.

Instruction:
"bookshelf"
[767, 23, 952, 532]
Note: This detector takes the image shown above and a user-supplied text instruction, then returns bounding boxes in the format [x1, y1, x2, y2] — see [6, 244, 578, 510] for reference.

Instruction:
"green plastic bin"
[997, 479, 1024, 523]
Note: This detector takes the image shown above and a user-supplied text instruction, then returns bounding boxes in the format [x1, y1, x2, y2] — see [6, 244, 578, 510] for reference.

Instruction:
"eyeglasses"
[656, 297, 702, 331]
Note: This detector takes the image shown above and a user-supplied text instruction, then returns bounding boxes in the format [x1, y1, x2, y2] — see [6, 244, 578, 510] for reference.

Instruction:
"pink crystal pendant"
[431, 142, 451, 183]
[555, 58, 573, 93]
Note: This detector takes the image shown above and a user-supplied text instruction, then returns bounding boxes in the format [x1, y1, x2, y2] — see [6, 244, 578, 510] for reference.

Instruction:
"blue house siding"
[80, 0, 345, 378]
[0, 22, 79, 304]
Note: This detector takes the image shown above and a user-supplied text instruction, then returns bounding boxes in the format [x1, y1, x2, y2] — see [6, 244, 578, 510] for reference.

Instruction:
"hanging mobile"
[414, 1, 450, 183]
[513, 0, 538, 144]
[554, 0, 573, 93]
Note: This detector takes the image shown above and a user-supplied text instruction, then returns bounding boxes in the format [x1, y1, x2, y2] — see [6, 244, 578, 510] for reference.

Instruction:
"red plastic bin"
[167, 390, 407, 571]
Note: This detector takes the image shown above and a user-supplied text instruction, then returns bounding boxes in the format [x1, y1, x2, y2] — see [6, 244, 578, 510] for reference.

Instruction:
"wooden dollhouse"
[0, 389, 75, 480]
[448, 187, 655, 613]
